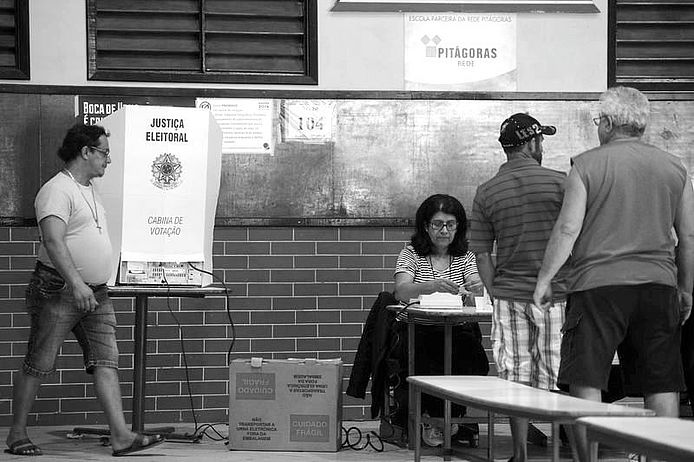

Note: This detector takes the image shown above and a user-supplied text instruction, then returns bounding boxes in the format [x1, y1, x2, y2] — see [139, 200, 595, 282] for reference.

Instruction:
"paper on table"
[419, 292, 463, 309]
[475, 287, 493, 313]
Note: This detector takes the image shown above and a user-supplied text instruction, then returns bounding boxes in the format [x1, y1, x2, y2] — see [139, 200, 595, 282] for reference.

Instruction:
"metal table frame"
[72, 285, 225, 438]
[387, 305, 491, 457]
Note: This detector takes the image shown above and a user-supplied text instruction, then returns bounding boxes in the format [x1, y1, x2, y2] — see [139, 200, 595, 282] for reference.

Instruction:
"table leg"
[131, 295, 175, 437]
[443, 324, 452, 460]
[408, 321, 416, 450]
[552, 421, 560, 462]
[589, 440, 598, 462]
[132, 295, 148, 432]
[414, 385, 422, 462]
[443, 324, 452, 374]
[488, 411, 495, 461]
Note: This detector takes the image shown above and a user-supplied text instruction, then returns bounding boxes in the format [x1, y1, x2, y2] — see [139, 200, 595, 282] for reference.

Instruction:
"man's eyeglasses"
[429, 220, 457, 231]
[90, 145, 111, 158]
[592, 115, 605, 126]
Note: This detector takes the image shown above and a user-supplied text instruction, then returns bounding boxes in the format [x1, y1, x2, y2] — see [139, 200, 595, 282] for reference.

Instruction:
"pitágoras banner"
[405, 13, 517, 91]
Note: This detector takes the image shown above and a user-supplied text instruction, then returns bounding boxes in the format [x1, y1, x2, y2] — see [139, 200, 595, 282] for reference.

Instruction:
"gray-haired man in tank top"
[535, 86, 694, 461]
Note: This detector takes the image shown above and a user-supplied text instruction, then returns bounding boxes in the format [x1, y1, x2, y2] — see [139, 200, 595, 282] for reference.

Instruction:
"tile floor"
[1, 419, 641, 462]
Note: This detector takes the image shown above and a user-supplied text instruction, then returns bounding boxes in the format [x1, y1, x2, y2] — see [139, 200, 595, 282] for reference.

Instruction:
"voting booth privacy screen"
[95, 105, 222, 286]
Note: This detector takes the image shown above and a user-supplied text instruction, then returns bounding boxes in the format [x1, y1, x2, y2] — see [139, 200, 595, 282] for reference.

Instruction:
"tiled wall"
[0, 225, 496, 427]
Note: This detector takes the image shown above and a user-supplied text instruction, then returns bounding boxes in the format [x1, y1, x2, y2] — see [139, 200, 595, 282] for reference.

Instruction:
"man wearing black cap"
[470, 113, 568, 462]
[535, 86, 694, 461]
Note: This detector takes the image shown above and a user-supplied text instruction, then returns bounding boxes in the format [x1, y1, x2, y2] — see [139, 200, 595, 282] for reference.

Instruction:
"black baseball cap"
[498, 113, 556, 148]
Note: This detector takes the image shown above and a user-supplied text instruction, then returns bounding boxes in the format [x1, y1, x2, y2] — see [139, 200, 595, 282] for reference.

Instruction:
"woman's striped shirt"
[394, 244, 478, 287]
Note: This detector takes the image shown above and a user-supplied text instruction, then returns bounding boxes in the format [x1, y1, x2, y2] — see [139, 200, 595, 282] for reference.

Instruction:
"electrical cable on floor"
[157, 265, 234, 443]
[341, 425, 384, 452]
[156, 274, 414, 447]
[190, 422, 228, 441]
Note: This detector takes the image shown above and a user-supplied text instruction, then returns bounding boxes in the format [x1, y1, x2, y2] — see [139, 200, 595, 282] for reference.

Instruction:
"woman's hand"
[427, 278, 459, 295]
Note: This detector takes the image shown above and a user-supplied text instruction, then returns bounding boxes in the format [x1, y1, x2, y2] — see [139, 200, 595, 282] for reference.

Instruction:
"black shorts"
[558, 283, 685, 394]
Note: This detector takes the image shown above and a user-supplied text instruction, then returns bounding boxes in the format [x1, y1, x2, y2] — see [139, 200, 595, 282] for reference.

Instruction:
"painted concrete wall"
[2, 0, 607, 91]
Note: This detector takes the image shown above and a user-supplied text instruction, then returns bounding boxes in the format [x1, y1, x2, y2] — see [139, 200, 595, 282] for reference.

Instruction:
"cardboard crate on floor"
[229, 358, 343, 451]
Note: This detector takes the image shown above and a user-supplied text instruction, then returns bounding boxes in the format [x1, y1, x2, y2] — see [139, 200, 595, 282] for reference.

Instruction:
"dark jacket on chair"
[346, 291, 403, 419]
[347, 291, 490, 420]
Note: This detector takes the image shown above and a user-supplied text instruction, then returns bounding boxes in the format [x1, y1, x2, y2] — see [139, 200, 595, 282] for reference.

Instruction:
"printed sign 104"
[284, 100, 334, 142]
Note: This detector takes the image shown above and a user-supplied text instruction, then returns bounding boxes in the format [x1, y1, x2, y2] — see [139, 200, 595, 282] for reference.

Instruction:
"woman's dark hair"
[410, 194, 469, 257]
[57, 124, 108, 162]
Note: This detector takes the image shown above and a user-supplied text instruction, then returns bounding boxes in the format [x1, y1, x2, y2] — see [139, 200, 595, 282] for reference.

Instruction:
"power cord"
[395, 299, 420, 319]
[154, 273, 414, 447]
[187, 262, 236, 365]
[339, 396, 410, 452]
[340, 425, 384, 452]
[190, 422, 228, 441]
[156, 264, 234, 443]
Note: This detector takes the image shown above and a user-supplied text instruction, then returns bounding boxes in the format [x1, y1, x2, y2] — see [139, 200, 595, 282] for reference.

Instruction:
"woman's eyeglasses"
[429, 220, 457, 231]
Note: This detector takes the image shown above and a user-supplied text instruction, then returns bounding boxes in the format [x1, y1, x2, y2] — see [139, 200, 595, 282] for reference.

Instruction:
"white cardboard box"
[229, 358, 343, 451]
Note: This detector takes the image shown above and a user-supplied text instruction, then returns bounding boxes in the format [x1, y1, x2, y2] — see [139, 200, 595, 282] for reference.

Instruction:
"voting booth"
[95, 105, 222, 287]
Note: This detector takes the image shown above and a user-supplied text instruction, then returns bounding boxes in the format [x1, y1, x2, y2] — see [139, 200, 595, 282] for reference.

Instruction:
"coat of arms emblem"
[151, 153, 182, 189]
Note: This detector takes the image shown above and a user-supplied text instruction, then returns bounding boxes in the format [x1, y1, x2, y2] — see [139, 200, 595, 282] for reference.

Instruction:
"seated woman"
[394, 194, 489, 447]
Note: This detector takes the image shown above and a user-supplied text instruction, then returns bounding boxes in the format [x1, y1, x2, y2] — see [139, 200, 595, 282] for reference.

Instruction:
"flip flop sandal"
[4, 438, 43, 456]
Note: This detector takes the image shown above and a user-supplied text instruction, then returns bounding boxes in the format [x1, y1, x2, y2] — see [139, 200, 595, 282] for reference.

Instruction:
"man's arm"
[469, 189, 495, 301]
[534, 168, 587, 308]
[475, 252, 495, 303]
[674, 176, 694, 324]
[40, 216, 98, 312]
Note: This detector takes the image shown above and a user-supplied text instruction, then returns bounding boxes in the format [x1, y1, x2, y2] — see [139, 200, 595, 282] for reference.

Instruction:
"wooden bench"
[577, 416, 694, 462]
[407, 375, 655, 462]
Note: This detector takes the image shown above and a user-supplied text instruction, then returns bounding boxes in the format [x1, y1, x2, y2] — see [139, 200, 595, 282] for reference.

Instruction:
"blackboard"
[1, 91, 693, 225]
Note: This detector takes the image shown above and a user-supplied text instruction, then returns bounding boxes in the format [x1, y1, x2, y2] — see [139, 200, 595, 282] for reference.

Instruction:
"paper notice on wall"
[404, 13, 517, 91]
[283, 100, 334, 142]
[195, 98, 274, 155]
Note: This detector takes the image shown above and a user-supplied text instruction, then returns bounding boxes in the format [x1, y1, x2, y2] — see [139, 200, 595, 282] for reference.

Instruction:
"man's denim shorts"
[23, 261, 119, 377]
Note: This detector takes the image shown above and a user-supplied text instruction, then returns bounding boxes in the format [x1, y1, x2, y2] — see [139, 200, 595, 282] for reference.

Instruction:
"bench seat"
[407, 375, 655, 462]
[578, 416, 694, 462]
